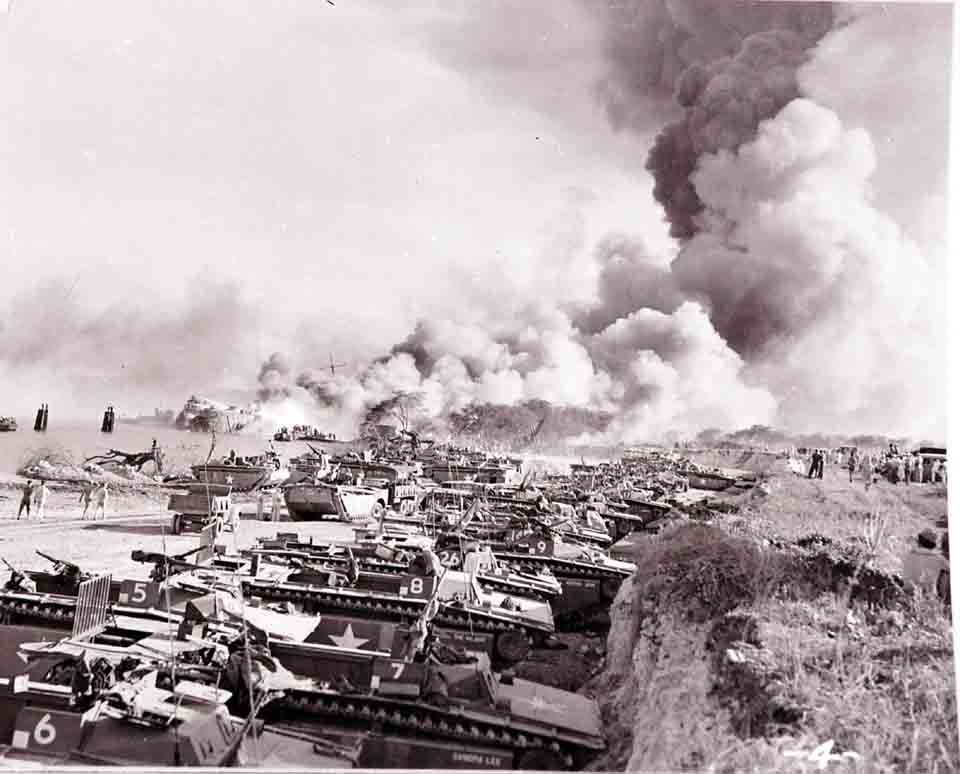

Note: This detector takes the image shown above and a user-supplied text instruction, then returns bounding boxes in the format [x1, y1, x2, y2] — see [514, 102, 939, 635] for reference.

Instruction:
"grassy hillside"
[587, 463, 954, 773]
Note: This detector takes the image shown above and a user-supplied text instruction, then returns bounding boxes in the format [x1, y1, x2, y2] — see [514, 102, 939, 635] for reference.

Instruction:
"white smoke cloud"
[680, 96, 942, 436]
[0, 277, 263, 418]
[254, 2, 948, 444]
[797, 2, 951, 258]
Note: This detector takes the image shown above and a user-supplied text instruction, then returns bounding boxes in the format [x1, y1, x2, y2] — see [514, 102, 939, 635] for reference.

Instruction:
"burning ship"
[175, 395, 260, 434]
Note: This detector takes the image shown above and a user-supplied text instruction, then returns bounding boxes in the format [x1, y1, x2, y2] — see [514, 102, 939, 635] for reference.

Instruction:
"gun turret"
[36, 550, 82, 576]
[130, 548, 209, 578]
[129, 543, 210, 567]
[1, 556, 32, 592]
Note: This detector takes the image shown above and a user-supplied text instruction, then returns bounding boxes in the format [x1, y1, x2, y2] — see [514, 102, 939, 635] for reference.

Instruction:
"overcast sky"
[0, 1, 952, 438]
[0, 0, 672, 365]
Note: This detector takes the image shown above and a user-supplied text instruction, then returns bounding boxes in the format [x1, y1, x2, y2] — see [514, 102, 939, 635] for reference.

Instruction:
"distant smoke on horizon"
[254, 1, 949, 444]
[3, 2, 946, 445]
[0, 277, 262, 420]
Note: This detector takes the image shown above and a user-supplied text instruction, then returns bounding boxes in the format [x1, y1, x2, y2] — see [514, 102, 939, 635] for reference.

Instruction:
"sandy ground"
[0, 453, 946, 581]
[0, 480, 357, 580]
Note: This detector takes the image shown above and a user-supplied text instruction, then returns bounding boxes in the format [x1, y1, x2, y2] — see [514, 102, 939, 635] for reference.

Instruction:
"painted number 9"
[536, 540, 547, 554]
[33, 714, 56, 746]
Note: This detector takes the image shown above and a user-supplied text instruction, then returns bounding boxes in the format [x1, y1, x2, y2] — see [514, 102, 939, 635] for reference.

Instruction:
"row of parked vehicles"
[0, 466, 657, 768]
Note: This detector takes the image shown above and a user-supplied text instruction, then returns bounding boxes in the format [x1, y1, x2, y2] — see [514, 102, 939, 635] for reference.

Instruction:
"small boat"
[0, 417, 16, 432]
[283, 483, 385, 522]
[425, 464, 521, 486]
[331, 458, 416, 483]
[274, 425, 338, 442]
[685, 470, 738, 491]
[191, 453, 289, 491]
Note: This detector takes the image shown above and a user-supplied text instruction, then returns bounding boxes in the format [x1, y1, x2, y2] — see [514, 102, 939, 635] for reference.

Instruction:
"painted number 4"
[33, 714, 56, 746]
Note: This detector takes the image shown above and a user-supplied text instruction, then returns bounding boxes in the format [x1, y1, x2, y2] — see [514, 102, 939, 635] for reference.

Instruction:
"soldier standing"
[271, 488, 282, 522]
[93, 482, 109, 520]
[79, 483, 93, 520]
[809, 449, 823, 479]
[847, 449, 858, 484]
[34, 480, 49, 520]
[231, 503, 241, 533]
[17, 480, 34, 520]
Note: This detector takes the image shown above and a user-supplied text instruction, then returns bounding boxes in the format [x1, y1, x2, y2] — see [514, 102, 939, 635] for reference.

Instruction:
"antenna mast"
[328, 353, 346, 377]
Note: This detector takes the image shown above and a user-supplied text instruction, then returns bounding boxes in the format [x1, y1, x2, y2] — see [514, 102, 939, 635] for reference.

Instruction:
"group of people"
[802, 446, 948, 490]
[16, 479, 49, 520]
[255, 487, 285, 523]
[806, 449, 828, 479]
[223, 450, 260, 467]
[16, 479, 110, 521]
[79, 481, 110, 520]
[883, 452, 947, 486]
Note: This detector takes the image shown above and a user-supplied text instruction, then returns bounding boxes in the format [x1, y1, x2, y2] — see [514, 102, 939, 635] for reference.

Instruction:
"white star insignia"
[518, 694, 550, 712]
[225, 475, 234, 485]
[328, 623, 371, 650]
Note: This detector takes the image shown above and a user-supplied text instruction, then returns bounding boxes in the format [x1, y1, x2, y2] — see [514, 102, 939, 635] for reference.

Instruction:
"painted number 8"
[33, 714, 56, 746]
[409, 578, 424, 595]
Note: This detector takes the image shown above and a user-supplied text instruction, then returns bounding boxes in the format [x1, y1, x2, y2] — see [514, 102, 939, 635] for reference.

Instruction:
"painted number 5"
[33, 714, 56, 746]
[131, 583, 147, 604]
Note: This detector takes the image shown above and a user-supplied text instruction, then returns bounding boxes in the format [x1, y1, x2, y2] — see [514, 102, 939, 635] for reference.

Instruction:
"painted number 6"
[409, 577, 424, 595]
[33, 714, 56, 746]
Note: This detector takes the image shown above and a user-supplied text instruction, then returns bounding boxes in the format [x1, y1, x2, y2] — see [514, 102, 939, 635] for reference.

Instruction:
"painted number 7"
[392, 663, 404, 679]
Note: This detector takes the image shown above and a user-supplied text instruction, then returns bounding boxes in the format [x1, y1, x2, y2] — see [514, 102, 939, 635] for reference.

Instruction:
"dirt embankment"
[583, 470, 954, 773]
